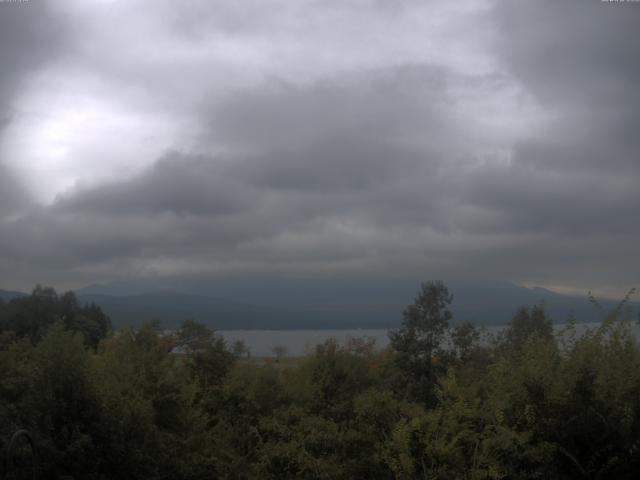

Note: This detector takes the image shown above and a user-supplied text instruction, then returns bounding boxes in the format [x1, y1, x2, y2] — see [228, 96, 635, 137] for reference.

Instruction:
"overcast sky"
[0, 0, 638, 298]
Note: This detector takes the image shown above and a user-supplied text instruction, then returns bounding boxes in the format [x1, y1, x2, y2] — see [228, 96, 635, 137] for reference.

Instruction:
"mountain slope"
[4, 281, 634, 329]
[76, 281, 636, 329]
[0, 289, 28, 301]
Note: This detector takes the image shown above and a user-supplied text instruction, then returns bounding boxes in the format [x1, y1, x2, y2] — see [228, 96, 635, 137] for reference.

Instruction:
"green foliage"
[1, 283, 639, 479]
[503, 304, 554, 353]
[176, 319, 236, 390]
[0, 286, 111, 348]
[389, 280, 453, 404]
[232, 339, 250, 357]
[451, 321, 482, 363]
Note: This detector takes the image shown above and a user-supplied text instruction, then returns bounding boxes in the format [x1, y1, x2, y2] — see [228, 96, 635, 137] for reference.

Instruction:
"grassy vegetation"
[1, 283, 639, 479]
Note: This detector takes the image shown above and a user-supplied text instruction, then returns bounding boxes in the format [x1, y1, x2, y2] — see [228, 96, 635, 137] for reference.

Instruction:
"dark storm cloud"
[36, 144, 433, 265]
[488, 0, 640, 226]
[203, 65, 471, 225]
[210, 66, 452, 148]
[495, 0, 640, 172]
[0, 0, 637, 295]
[497, 0, 640, 106]
[54, 152, 250, 216]
[462, 159, 640, 235]
[3, 44, 639, 291]
[0, 163, 27, 218]
[48, 65, 462, 232]
[0, 64, 458, 273]
[0, 1, 64, 103]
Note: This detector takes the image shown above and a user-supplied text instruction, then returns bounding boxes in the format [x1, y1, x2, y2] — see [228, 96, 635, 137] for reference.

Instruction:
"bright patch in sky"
[2, 0, 500, 205]
[2, 79, 189, 203]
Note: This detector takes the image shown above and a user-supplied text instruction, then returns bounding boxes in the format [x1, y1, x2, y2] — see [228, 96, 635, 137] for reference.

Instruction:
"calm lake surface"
[219, 322, 640, 357]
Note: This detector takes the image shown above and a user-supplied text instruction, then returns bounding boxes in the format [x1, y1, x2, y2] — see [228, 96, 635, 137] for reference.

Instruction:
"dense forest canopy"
[1, 283, 639, 479]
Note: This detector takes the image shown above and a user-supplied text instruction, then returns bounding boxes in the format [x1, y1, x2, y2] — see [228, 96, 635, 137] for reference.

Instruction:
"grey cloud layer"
[497, 0, 640, 172]
[0, 0, 638, 295]
[0, 0, 66, 217]
[0, 1, 64, 104]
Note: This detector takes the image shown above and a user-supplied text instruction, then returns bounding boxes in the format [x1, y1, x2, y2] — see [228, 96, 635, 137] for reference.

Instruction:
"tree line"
[0, 282, 639, 479]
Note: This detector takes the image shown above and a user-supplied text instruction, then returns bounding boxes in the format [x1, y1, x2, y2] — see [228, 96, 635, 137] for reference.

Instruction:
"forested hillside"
[1, 283, 639, 479]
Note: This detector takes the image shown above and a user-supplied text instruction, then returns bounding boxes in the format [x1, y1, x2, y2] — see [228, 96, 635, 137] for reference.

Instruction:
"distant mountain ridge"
[75, 280, 636, 329]
[0, 289, 28, 301]
[4, 282, 636, 329]
[76, 292, 345, 330]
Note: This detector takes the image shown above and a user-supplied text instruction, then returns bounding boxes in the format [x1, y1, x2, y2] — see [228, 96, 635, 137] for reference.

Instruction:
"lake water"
[219, 322, 640, 357]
